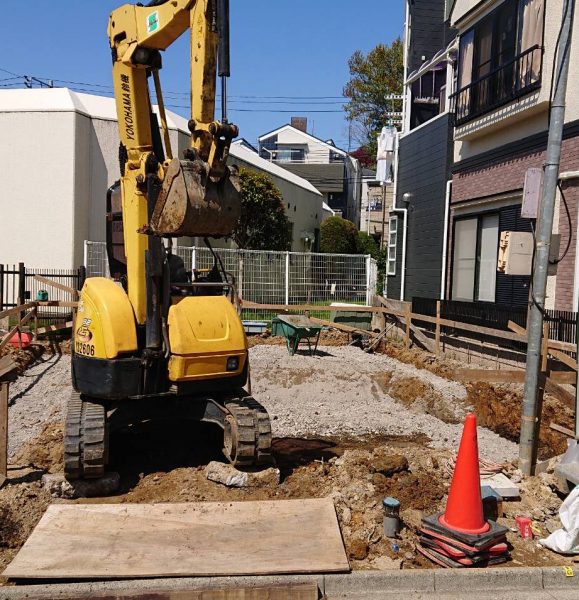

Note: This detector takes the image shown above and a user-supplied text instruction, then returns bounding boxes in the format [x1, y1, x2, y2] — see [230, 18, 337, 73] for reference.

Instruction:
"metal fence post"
[365, 255, 372, 306]
[0, 265, 4, 312]
[83, 240, 88, 269]
[238, 252, 244, 301]
[17, 262, 25, 306]
[285, 252, 290, 306]
[77, 265, 86, 290]
[192, 246, 197, 273]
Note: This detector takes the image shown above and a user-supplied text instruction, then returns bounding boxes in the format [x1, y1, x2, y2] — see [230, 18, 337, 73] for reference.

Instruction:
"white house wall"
[227, 155, 323, 252]
[275, 128, 331, 163]
[0, 112, 77, 268]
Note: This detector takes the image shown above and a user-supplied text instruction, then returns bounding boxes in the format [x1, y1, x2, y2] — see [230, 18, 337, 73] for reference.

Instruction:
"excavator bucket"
[150, 157, 241, 238]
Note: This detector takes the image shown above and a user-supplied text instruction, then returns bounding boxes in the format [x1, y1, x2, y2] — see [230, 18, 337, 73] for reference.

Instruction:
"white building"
[0, 88, 324, 269]
[258, 119, 362, 227]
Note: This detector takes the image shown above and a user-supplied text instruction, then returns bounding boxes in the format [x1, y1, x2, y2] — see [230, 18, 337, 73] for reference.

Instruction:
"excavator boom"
[107, 0, 240, 323]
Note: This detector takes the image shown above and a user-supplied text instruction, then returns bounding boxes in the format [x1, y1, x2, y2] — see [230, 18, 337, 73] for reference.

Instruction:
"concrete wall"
[0, 108, 190, 270]
[0, 89, 324, 271]
[0, 112, 77, 268]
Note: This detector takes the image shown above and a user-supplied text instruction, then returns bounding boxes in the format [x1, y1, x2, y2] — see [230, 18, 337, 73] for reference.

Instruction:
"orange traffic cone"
[438, 413, 490, 535]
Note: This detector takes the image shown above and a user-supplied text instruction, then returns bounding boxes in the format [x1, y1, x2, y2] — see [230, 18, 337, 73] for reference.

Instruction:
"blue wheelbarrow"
[271, 314, 323, 356]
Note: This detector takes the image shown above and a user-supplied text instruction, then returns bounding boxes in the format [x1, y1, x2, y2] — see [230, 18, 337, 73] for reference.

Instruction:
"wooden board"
[3, 498, 349, 580]
[454, 368, 576, 385]
[0, 382, 8, 485]
[0, 355, 17, 380]
[309, 317, 377, 337]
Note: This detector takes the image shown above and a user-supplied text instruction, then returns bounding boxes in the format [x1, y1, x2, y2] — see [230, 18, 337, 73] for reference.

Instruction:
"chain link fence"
[84, 241, 377, 309]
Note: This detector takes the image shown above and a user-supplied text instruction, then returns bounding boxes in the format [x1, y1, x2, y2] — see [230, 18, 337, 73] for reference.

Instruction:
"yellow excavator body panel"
[167, 296, 247, 382]
[74, 278, 138, 360]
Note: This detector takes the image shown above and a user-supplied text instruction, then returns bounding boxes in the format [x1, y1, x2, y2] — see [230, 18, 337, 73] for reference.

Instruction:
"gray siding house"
[387, 0, 456, 301]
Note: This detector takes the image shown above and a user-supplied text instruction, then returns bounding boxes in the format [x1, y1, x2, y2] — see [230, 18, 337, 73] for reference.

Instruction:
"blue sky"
[0, 1, 404, 150]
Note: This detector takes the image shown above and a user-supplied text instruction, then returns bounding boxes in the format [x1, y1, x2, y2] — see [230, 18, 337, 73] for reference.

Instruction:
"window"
[387, 217, 398, 276]
[454, 0, 544, 123]
[275, 148, 305, 163]
[452, 214, 500, 302]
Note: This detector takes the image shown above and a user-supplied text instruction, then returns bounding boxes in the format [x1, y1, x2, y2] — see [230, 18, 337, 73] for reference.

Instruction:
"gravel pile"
[7, 344, 518, 465]
[251, 345, 518, 464]
[7, 352, 69, 458]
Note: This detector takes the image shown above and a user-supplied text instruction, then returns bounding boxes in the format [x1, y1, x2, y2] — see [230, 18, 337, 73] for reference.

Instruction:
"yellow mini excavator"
[66, 0, 272, 480]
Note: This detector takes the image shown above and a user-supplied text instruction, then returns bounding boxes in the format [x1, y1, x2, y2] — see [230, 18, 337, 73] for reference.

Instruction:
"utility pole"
[519, 0, 576, 475]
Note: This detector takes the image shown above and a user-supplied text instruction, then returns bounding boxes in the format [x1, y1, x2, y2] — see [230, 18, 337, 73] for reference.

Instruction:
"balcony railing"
[451, 45, 543, 125]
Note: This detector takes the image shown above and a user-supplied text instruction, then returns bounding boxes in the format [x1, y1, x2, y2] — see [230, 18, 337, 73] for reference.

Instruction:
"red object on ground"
[515, 516, 533, 539]
[438, 413, 490, 535]
[8, 331, 32, 348]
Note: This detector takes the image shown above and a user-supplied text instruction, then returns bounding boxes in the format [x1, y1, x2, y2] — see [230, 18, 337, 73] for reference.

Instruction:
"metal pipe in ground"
[519, 0, 576, 475]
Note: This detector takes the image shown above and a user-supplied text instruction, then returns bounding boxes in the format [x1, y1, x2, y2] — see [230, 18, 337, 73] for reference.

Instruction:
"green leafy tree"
[232, 168, 291, 250]
[320, 216, 358, 254]
[343, 40, 404, 161]
[356, 231, 380, 259]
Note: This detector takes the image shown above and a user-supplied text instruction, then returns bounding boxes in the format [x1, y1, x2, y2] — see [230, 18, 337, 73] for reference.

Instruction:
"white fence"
[84, 241, 378, 306]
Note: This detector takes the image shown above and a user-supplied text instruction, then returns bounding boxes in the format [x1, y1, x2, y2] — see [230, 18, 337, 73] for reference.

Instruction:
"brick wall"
[453, 135, 579, 202]
[450, 134, 579, 310]
[555, 179, 579, 310]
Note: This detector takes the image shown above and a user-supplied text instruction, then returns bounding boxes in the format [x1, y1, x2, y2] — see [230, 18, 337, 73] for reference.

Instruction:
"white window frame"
[387, 217, 398, 276]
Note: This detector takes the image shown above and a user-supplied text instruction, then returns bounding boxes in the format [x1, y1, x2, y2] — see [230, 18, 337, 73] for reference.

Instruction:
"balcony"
[451, 45, 543, 125]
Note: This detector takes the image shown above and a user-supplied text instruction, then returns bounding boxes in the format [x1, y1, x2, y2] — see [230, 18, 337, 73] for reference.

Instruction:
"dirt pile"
[0, 344, 46, 375]
[247, 328, 350, 348]
[467, 382, 574, 459]
[0, 477, 51, 572]
[378, 341, 455, 380]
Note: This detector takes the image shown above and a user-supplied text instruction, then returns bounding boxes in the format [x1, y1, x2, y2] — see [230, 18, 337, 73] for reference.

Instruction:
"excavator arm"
[107, 0, 240, 325]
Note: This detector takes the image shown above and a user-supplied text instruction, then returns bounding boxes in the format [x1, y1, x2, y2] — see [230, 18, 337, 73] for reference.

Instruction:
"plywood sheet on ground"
[3, 498, 349, 580]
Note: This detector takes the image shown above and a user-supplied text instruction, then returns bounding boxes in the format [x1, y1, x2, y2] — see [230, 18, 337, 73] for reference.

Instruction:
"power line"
[21, 74, 348, 101]
[0, 66, 21, 77]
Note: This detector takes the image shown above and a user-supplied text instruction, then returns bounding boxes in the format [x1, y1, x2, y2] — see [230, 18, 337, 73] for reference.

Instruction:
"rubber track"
[243, 396, 273, 465]
[225, 397, 272, 467]
[64, 392, 107, 480]
[64, 391, 82, 480]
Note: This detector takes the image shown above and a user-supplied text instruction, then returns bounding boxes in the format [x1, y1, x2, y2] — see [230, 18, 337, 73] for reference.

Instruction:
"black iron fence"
[452, 45, 543, 125]
[0, 263, 85, 323]
[412, 297, 577, 349]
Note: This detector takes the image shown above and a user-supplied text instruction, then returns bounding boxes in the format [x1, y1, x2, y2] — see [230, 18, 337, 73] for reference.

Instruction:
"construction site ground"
[1, 331, 577, 582]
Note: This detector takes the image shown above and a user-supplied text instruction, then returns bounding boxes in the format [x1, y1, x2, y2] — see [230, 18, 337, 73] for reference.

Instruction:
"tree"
[343, 40, 404, 162]
[232, 168, 291, 250]
[356, 231, 380, 259]
[320, 216, 358, 254]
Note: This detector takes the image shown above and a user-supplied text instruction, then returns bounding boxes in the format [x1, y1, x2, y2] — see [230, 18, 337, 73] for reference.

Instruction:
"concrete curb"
[1, 567, 578, 598]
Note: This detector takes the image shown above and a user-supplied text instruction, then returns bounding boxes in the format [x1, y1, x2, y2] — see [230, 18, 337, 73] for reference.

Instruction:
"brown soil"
[0, 344, 46, 375]
[1, 418, 574, 576]
[13, 421, 64, 473]
[1, 333, 574, 578]
[388, 377, 431, 406]
[376, 339, 574, 459]
[467, 382, 574, 460]
[247, 328, 350, 349]
[378, 341, 455, 380]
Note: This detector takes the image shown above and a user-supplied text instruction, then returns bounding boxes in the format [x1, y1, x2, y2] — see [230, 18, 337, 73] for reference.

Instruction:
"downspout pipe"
[391, 206, 408, 302]
[440, 180, 452, 300]
[520, 0, 575, 475]
[390, 131, 407, 302]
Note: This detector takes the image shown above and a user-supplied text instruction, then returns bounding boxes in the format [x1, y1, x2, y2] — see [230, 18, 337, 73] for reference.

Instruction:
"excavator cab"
[67, 0, 272, 484]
